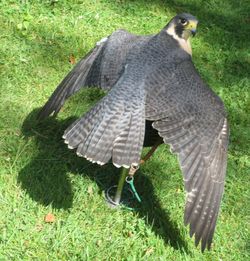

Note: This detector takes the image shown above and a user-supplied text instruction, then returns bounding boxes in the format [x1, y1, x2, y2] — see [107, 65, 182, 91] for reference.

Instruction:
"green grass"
[0, 0, 249, 260]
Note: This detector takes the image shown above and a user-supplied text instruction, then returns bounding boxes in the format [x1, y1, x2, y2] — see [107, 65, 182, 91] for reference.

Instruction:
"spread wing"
[146, 59, 229, 251]
[38, 30, 147, 120]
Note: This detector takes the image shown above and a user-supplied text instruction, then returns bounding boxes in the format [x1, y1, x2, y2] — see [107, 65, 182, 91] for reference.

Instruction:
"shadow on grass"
[18, 108, 189, 253]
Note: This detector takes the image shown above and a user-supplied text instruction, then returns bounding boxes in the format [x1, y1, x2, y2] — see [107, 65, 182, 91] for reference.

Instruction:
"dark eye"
[180, 18, 188, 25]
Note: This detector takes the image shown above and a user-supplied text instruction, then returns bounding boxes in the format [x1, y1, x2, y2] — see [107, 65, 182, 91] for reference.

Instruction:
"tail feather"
[112, 111, 144, 167]
[63, 97, 145, 167]
[63, 101, 104, 148]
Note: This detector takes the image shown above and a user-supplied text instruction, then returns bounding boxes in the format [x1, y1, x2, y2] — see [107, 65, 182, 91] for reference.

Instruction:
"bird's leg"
[140, 140, 162, 165]
[112, 140, 161, 205]
[113, 167, 129, 204]
[128, 140, 162, 177]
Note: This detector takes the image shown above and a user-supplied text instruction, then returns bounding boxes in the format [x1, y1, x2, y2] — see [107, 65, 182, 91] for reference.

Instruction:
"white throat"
[166, 24, 192, 56]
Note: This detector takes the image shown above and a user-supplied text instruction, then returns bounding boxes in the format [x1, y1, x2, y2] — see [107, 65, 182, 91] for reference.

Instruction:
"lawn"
[0, 0, 249, 260]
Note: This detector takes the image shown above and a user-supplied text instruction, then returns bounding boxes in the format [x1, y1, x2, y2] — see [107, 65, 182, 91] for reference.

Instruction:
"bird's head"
[166, 13, 198, 41]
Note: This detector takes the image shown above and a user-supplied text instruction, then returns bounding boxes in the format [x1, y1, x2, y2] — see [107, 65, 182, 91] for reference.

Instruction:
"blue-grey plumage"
[38, 13, 229, 252]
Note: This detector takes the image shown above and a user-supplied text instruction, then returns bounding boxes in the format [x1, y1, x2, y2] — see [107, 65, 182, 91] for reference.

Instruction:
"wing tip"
[184, 218, 214, 252]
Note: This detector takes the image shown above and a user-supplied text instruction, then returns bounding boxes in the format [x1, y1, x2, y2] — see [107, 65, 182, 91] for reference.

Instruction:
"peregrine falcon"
[38, 13, 229, 251]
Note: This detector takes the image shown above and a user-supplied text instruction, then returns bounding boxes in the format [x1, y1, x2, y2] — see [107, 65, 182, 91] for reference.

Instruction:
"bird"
[38, 13, 229, 252]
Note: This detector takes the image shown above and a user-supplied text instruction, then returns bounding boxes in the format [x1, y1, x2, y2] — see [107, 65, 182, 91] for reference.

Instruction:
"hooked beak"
[191, 29, 196, 36]
[187, 20, 198, 37]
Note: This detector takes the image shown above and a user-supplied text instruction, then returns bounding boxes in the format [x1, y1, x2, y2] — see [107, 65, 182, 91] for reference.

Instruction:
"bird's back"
[86, 29, 153, 90]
